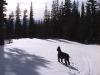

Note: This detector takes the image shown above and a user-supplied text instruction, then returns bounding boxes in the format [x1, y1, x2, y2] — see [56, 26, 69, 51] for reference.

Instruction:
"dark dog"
[57, 46, 70, 66]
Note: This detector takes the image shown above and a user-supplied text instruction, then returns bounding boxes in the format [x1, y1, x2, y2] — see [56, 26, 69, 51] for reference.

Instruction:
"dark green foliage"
[7, 12, 14, 39]
[71, 1, 80, 41]
[51, 0, 60, 37]
[41, 0, 100, 44]
[86, 0, 98, 43]
[78, 2, 86, 42]
[22, 9, 28, 37]
[15, 3, 22, 38]
[5, 0, 100, 44]
[44, 4, 51, 37]
[0, 0, 7, 45]
[28, 2, 35, 38]
[61, 0, 72, 39]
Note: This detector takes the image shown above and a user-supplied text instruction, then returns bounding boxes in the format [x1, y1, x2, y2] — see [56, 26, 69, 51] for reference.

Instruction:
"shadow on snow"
[0, 47, 50, 75]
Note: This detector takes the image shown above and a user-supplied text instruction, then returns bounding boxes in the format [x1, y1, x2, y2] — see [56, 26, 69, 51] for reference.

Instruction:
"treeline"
[6, 2, 36, 39]
[43, 0, 100, 44]
[5, 0, 100, 44]
[6, 2, 44, 39]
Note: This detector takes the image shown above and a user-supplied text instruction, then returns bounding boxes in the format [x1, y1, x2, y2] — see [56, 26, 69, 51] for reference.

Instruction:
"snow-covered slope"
[4, 38, 100, 75]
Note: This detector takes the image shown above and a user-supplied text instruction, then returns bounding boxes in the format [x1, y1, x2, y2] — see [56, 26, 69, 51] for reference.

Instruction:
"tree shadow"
[42, 39, 57, 43]
[5, 48, 50, 75]
[43, 39, 73, 44]
[0, 46, 5, 75]
[54, 39, 74, 44]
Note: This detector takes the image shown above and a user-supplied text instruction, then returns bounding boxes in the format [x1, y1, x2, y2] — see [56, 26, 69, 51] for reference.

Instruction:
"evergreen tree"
[86, 0, 98, 43]
[44, 4, 50, 24]
[7, 11, 14, 39]
[44, 4, 51, 37]
[58, 1, 64, 38]
[71, 1, 80, 41]
[0, 0, 7, 45]
[51, 0, 59, 20]
[15, 3, 22, 38]
[22, 9, 28, 37]
[29, 2, 35, 38]
[51, 0, 60, 37]
[59, 2, 64, 19]
[81, 2, 85, 18]
[51, 0, 57, 37]
[95, 3, 100, 43]
[62, 0, 72, 39]
[78, 2, 86, 42]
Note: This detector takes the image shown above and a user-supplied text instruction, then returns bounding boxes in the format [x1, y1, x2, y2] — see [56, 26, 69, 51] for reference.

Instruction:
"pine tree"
[22, 9, 28, 37]
[15, 3, 22, 38]
[51, 0, 60, 37]
[51, 0, 59, 20]
[62, 0, 72, 39]
[29, 2, 35, 38]
[44, 4, 51, 37]
[95, 2, 100, 43]
[58, 1, 64, 38]
[80, 2, 85, 20]
[59, 2, 64, 18]
[86, 0, 98, 43]
[0, 0, 7, 45]
[71, 1, 80, 41]
[44, 4, 50, 24]
[7, 11, 14, 39]
[78, 2, 86, 42]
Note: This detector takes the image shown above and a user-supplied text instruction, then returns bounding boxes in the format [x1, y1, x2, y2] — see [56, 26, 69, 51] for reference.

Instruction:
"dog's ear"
[57, 46, 59, 51]
[57, 46, 61, 51]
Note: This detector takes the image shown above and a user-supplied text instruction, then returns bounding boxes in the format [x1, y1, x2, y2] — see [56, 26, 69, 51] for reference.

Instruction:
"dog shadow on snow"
[5, 48, 50, 75]
[60, 62, 79, 71]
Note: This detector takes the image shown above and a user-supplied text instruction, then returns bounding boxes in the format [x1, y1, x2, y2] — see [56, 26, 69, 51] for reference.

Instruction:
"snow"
[2, 38, 100, 75]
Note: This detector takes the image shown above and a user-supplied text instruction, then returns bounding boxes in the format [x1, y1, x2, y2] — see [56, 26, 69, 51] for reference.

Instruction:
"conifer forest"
[1, 0, 100, 44]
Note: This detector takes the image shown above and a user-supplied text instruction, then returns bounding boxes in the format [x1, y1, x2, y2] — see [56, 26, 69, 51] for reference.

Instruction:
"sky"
[6, 0, 84, 20]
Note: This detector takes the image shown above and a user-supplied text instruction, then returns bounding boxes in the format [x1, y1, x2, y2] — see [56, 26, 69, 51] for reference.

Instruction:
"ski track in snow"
[3, 38, 100, 75]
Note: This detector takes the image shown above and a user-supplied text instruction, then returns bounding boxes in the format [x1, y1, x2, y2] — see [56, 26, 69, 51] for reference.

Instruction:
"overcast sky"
[6, 0, 84, 20]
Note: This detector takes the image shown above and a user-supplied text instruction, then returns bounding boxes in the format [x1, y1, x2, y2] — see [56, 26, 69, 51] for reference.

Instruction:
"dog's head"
[57, 46, 61, 52]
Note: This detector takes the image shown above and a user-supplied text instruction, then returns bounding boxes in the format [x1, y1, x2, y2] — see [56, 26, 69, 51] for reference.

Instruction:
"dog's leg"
[67, 59, 70, 65]
[58, 57, 60, 62]
[61, 58, 63, 63]
[58, 54, 60, 62]
[65, 59, 68, 66]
